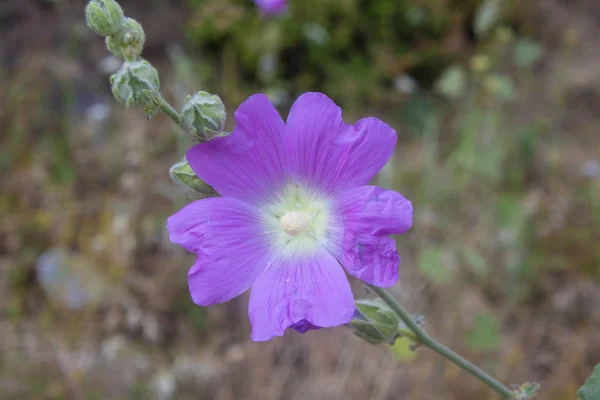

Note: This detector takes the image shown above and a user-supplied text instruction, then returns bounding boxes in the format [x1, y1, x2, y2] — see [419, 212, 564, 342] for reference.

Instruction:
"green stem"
[367, 284, 515, 399]
[157, 93, 183, 128]
[396, 327, 419, 343]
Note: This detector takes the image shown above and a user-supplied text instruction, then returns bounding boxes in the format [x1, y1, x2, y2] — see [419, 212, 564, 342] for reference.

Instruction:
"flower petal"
[248, 249, 354, 341]
[284, 92, 397, 195]
[335, 186, 413, 236]
[167, 197, 274, 306]
[327, 186, 413, 287]
[186, 94, 287, 205]
[340, 235, 400, 288]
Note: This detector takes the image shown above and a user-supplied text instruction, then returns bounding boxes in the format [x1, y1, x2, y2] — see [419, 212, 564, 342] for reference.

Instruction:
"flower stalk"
[157, 93, 183, 127]
[366, 284, 516, 398]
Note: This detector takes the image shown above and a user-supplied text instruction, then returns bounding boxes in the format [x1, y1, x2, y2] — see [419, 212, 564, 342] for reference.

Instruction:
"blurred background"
[1, 0, 599, 399]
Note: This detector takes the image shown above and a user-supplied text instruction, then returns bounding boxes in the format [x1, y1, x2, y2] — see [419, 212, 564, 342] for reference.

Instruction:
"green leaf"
[474, 0, 502, 38]
[495, 195, 525, 229]
[465, 313, 501, 351]
[513, 38, 544, 68]
[434, 65, 466, 99]
[578, 364, 600, 400]
[417, 248, 453, 284]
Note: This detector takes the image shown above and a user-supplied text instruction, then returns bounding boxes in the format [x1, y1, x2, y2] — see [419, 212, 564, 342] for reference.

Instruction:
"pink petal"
[284, 92, 397, 195]
[248, 249, 354, 341]
[328, 186, 413, 287]
[186, 94, 287, 206]
[167, 197, 273, 306]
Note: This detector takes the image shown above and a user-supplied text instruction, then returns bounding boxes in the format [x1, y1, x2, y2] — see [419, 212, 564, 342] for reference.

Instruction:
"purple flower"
[253, 0, 287, 16]
[168, 92, 413, 341]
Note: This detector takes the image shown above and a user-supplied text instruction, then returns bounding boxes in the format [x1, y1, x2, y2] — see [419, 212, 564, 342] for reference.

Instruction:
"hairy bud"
[181, 91, 226, 142]
[106, 18, 146, 60]
[349, 299, 401, 345]
[169, 157, 218, 199]
[110, 60, 159, 107]
[85, 0, 125, 37]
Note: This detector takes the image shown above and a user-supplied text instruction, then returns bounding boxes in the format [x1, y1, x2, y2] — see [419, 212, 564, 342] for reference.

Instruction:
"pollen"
[279, 211, 310, 236]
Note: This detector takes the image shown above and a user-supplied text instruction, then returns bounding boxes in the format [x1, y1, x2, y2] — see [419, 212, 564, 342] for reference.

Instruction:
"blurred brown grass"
[0, 0, 599, 399]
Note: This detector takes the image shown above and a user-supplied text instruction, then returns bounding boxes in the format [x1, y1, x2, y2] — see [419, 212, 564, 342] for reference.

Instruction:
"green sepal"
[169, 157, 218, 200]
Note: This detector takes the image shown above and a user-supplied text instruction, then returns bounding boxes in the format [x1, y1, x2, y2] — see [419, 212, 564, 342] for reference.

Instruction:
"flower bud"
[85, 0, 125, 37]
[514, 382, 540, 400]
[349, 299, 401, 345]
[110, 60, 159, 107]
[181, 92, 226, 142]
[106, 18, 146, 60]
[169, 157, 218, 199]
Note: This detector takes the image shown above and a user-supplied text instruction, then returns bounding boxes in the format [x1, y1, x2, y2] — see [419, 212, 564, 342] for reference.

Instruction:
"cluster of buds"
[86, 0, 157, 110]
[168, 94, 227, 196]
[85, 0, 145, 60]
[86, 0, 227, 198]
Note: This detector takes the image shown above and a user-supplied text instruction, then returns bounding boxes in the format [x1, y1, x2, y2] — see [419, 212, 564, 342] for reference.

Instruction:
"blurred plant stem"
[367, 284, 516, 398]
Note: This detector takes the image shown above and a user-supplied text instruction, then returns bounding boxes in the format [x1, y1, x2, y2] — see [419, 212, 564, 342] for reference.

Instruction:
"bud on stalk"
[169, 157, 218, 199]
[181, 91, 226, 142]
[349, 299, 402, 345]
[110, 60, 160, 107]
[106, 18, 146, 60]
[85, 0, 125, 37]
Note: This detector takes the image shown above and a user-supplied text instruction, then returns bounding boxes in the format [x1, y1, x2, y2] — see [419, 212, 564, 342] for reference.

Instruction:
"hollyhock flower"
[168, 92, 413, 341]
[253, 0, 287, 16]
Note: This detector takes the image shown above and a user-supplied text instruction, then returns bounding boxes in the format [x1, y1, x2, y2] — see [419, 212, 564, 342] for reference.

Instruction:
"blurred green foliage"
[465, 312, 500, 351]
[185, 0, 499, 108]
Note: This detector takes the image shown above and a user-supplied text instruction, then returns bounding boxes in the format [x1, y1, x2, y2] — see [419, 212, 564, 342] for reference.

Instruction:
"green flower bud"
[106, 18, 146, 60]
[349, 299, 401, 345]
[181, 91, 226, 142]
[85, 0, 125, 37]
[110, 60, 159, 107]
[514, 382, 540, 400]
[169, 157, 218, 199]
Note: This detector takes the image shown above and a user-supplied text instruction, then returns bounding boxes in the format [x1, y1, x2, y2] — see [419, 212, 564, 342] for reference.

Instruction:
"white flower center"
[279, 211, 310, 236]
[261, 182, 341, 257]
